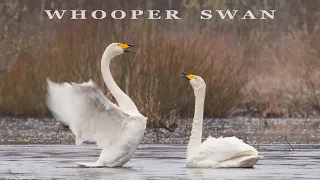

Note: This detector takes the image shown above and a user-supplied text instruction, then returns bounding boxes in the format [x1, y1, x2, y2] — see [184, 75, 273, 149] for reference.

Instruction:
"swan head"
[106, 43, 136, 56]
[181, 72, 206, 91]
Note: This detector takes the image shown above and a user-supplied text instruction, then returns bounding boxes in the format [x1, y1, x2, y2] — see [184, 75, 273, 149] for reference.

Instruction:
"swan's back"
[201, 136, 258, 160]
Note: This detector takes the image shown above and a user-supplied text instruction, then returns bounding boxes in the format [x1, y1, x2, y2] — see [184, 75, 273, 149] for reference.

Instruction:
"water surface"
[0, 145, 319, 179]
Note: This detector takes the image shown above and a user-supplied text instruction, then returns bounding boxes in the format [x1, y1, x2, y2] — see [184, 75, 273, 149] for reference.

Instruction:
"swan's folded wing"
[192, 136, 259, 163]
[46, 79, 130, 148]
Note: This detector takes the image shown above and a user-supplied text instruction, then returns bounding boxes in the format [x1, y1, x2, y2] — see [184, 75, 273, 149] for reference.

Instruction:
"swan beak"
[181, 72, 196, 80]
[120, 44, 136, 52]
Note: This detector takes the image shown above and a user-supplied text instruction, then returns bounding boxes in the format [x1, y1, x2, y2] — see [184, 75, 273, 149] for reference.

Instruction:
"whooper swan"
[181, 72, 262, 168]
[46, 43, 147, 167]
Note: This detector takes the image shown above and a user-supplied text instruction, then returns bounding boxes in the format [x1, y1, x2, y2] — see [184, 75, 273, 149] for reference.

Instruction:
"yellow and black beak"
[119, 43, 136, 52]
[181, 72, 196, 80]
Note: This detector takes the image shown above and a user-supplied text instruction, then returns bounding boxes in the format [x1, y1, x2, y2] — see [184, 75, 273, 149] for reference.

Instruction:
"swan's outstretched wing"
[46, 79, 130, 148]
[190, 136, 259, 163]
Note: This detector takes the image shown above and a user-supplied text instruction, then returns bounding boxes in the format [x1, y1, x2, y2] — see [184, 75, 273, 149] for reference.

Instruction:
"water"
[0, 144, 319, 180]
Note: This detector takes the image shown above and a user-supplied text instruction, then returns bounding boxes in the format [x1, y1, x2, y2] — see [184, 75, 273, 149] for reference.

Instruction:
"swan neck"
[100, 48, 139, 114]
[187, 88, 205, 158]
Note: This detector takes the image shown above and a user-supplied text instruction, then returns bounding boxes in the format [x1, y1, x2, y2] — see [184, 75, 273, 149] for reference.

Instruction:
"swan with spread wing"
[46, 43, 147, 167]
[181, 72, 262, 168]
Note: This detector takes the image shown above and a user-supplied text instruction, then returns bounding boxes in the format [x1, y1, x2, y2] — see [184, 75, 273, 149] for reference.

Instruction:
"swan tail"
[231, 149, 260, 158]
[218, 154, 262, 168]
[218, 149, 263, 168]
[222, 138, 262, 167]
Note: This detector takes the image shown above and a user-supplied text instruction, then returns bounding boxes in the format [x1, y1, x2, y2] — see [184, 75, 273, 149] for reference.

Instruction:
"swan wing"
[46, 79, 130, 148]
[192, 136, 258, 163]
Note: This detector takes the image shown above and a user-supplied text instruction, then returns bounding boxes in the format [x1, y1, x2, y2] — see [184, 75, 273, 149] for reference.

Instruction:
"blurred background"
[0, 0, 320, 130]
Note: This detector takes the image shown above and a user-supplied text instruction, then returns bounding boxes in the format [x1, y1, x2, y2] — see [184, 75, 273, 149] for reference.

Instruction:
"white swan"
[181, 72, 262, 168]
[46, 43, 147, 167]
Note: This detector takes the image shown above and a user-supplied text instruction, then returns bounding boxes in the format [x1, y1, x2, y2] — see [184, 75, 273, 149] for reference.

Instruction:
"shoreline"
[1, 116, 319, 145]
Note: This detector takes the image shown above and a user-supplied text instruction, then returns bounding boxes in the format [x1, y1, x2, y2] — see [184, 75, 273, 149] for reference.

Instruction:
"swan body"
[46, 43, 147, 167]
[182, 72, 262, 168]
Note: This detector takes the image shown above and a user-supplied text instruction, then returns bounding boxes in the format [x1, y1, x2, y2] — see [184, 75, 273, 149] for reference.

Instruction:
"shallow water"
[0, 145, 319, 180]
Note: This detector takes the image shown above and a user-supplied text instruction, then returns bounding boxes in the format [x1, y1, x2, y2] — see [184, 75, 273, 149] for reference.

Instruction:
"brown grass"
[1, 1, 320, 129]
[0, 19, 251, 127]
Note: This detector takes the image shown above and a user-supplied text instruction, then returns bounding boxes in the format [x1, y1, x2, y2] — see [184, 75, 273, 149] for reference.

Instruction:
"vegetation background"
[0, 0, 319, 130]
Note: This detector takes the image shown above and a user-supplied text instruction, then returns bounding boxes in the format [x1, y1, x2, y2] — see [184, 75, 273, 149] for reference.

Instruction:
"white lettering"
[148, 10, 161, 19]
[111, 10, 126, 19]
[241, 10, 257, 19]
[92, 10, 107, 19]
[201, 10, 212, 19]
[260, 10, 276, 19]
[44, 10, 66, 19]
[165, 10, 180, 19]
[131, 10, 143, 19]
[216, 10, 238, 19]
[70, 10, 87, 19]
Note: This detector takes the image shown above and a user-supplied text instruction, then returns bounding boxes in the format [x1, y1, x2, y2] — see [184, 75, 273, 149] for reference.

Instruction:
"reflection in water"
[0, 145, 320, 180]
[187, 169, 204, 180]
[75, 167, 141, 180]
